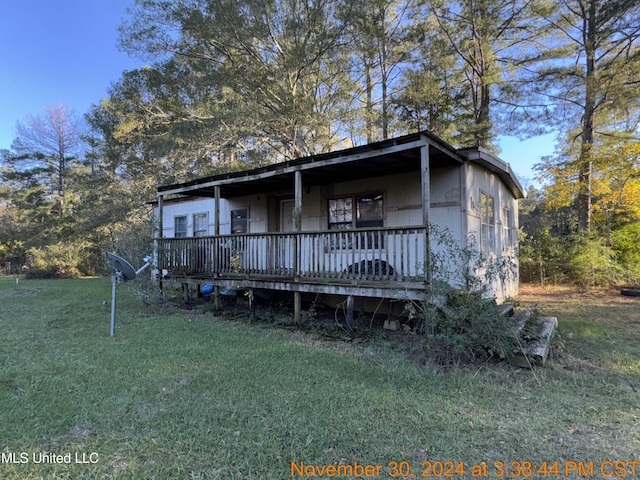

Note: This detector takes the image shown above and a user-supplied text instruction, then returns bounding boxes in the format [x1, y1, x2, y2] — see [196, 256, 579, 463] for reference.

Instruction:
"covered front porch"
[155, 132, 472, 319]
[157, 226, 428, 300]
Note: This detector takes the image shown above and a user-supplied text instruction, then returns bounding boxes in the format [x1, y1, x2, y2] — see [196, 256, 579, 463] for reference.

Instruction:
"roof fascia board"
[465, 147, 525, 199]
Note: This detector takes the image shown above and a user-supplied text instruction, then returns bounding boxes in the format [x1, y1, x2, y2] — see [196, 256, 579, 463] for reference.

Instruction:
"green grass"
[1, 278, 639, 479]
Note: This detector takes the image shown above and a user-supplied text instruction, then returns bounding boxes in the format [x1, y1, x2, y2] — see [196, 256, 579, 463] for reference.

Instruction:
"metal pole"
[110, 275, 117, 336]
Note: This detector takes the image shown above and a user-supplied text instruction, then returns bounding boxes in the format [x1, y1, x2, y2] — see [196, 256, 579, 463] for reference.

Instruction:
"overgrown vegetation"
[519, 185, 640, 287]
[611, 223, 640, 282]
[413, 289, 522, 365]
[25, 241, 94, 279]
[404, 226, 524, 365]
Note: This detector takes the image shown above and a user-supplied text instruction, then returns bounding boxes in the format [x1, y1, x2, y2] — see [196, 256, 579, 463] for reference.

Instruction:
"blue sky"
[498, 133, 556, 187]
[0, 0, 140, 149]
[0, 0, 555, 185]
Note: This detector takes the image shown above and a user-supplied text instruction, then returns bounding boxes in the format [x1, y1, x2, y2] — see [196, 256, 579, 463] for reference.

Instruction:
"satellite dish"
[106, 252, 137, 281]
[106, 252, 153, 336]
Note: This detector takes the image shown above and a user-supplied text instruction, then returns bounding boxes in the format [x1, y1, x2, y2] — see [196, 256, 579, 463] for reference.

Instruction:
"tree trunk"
[380, 3, 389, 140]
[365, 61, 373, 143]
[578, 0, 597, 233]
[478, 81, 491, 147]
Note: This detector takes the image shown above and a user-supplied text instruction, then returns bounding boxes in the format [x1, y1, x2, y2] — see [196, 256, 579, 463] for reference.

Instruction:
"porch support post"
[213, 185, 221, 310]
[157, 193, 164, 238]
[294, 170, 303, 232]
[345, 295, 354, 338]
[214, 186, 221, 236]
[248, 288, 255, 319]
[155, 193, 163, 288]
[294, 291, 302, 325]
[293, 170, 302, 323]
[421, 143, 431, 286]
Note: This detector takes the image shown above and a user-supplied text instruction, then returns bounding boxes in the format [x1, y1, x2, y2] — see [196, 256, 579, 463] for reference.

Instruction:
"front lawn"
[1, 277, 638, 479]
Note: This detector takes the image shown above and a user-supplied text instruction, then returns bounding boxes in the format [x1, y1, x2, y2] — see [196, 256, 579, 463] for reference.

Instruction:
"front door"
[280, 199, 295, 232]
[279, 199, 295, 270]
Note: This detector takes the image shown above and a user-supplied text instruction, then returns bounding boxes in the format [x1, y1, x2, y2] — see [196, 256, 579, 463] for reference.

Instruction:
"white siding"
[157, 197, 216, 238]
[154, 160, 520, 299]
[464, 163, 520, 300]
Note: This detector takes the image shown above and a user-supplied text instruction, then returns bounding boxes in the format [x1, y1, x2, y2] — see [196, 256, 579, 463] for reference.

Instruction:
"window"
[328, 193, 384, 249]
[480, 192, 495, 254]
[328, 193, 383, 230]
[356, 193, 384, 228]
[193, 213, 208, 237]
[502, 206, 513, 250]
[174, 216, 187, 238]
[231, 209, 248, 233]
[328, 197, 353, 229]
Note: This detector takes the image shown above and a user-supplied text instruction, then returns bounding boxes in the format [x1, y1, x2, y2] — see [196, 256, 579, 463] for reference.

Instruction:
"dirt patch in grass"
[517, 284, 640, 311]
[516, 283, 640, 380]
[516, 284, 640, 335]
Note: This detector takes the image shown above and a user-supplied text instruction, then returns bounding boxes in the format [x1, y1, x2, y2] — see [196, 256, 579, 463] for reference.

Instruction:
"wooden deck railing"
[157, 227, 427, 283]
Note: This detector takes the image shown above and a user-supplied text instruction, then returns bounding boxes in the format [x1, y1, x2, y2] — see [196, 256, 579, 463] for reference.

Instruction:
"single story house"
[153, 130, 524, 321]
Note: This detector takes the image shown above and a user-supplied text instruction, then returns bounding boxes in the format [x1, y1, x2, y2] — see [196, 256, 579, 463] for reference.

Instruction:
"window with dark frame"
[328, 193, 383, 230]
[193, 213, 208, 237]
[174, 216, 187, 238]
[231, 209, 248, 233]
[356, 193, 383, 228]
[328, 197, 353, 230]
[328, 193, 384, 249]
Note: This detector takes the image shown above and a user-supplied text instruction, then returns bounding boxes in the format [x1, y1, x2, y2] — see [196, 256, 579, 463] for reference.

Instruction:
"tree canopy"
[1, 0, 639, 280]
[525, 0, 640, 231]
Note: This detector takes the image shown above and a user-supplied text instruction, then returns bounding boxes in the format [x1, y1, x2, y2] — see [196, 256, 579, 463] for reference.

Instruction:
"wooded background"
[1, 0, 639, 285]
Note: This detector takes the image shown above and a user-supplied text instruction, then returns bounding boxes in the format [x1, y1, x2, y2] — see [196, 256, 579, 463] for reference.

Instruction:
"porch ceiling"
[158, 131, 464, 198]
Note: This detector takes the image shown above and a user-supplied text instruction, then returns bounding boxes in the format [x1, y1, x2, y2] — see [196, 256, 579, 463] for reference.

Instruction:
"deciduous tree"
[7, 104, 83, 215]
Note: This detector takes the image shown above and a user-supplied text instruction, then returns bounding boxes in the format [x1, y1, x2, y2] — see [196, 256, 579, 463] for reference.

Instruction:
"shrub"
[125, 271, 167, 308]
[419, 288, 520, 365]
[612, 223, 640, 283]
[25, 242, 92, 279]
[567, 235, 621, 286]
[405, 226, 520, 365]
[0, 239, 26, 274]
